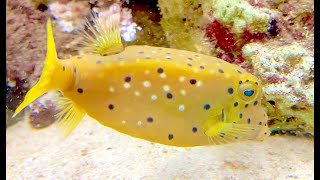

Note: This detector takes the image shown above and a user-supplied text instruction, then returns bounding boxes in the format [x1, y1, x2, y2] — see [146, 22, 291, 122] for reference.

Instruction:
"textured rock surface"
[158, 0, 314, 135]
[242, 39, 314, 135]
[7, 117, 314, 179]
[158, 0, 273, 55]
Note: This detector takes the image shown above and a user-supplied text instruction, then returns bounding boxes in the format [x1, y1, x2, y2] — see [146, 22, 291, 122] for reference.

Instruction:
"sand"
[6, 116, 314, 180]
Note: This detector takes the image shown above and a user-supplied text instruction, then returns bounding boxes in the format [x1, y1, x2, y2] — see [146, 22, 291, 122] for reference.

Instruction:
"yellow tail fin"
[13, 19, 59, 117]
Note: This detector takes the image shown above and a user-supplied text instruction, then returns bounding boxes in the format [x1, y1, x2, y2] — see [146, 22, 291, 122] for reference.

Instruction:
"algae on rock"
[242, 41, 314, 135]
[158, 0, 272, 54]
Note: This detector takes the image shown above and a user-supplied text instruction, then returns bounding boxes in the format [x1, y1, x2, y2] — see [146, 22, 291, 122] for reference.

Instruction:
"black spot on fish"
[147, 117, 153, 123]
[166, 56, 171, 60]
[239, 80, 242, 84]
[157, 68, 164, 73]
[200, 65, 204, 69]
[245, 104, 249, 108]
[234, 102, 238, 107]
[246, 80, 249, 82]
[237, 70, 242, 74]
[190, 79, 197, 85]
[247, 118, 251, 124]
[228, 88, 234, 94]
[73, 67, 77, 73]
[166, 93, 173, 99]
[203, 104, 211, 110]
[187, 57, 193, 60]
[255, 82, 259, 85]
[96, 60, 102, 64]
[168, 134, 174, 140]
[138, 51, 144, 54]
[187, 63, 192, 67]
[124, 76, 131, 82]
[108, 104, 114, 110]
[235, 136, 239, 139]
[239, 113, 243, 119]
[219, 132, 225, 137]
[192, 127, 197, 133]
[62, 66, 65, 71]
[77, 88, 83, 93]
[259, 121, 262, 125]
[254, 101, 258, 106]
[218, 69, 224, 73]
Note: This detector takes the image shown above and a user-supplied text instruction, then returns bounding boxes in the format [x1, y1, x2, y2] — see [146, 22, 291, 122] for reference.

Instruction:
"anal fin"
[55, 97, 86, 137]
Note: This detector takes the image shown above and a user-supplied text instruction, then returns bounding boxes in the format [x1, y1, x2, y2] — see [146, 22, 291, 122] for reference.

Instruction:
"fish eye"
[238, 81, 259, 102]
[244, 89, 254, 97]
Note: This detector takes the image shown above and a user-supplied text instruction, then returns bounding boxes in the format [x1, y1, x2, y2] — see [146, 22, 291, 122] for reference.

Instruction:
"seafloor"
[7, 116, 314, 179]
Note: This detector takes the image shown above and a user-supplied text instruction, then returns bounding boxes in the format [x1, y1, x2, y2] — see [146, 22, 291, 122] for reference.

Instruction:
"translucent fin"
[79, 10, 124, 56]
[55, 97, 86, 137]
[203, 105, 262, 145]
[13, 19, 59, 117]
[205, 122, 260, 145]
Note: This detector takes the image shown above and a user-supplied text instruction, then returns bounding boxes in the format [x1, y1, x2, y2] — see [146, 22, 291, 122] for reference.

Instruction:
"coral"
[242, 39, 314, 135]
[159, 0, 213, 54]
[158, 0, 273, 56]
[128, 10, 169, 47]
[203, 0, 271, 34]
[49, 0, 142, 41]
[158, 0, 314, 135]
[48, 0, 90, 32]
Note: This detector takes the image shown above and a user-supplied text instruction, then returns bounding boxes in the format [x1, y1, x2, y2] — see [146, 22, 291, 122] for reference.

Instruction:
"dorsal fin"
[79, 10, 124, 56]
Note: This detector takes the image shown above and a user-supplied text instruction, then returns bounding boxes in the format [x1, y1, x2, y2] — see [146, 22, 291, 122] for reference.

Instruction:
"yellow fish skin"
[14, 18, 269, 147]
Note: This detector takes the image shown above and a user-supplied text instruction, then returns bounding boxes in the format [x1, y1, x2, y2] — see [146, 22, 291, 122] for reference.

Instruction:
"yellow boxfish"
[13, 12, 269, 147]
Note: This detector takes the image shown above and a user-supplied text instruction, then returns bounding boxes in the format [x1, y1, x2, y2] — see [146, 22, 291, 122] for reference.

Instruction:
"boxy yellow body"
[14, 13, 269, 147]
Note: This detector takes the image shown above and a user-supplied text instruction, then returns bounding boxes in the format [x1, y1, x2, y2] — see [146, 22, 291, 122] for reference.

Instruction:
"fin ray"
[55, 97, 86, 137]
[79, 10, 124, 56]
[205, 122, 264, 145]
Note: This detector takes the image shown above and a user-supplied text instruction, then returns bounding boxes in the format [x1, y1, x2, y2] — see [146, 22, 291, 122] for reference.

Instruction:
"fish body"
[13, 13, 269, 147]
[63, 46, 268, 146]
